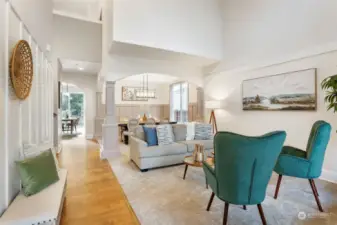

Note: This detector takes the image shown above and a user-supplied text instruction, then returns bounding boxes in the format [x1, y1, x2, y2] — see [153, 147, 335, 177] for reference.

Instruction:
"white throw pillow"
[156, 124, 174, 146]
[194, 123, 213, 140]
[185, 122, 197, 140]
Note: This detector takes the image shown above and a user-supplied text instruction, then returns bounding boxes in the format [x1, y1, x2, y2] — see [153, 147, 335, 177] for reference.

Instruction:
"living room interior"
[1, 0, 337, 225]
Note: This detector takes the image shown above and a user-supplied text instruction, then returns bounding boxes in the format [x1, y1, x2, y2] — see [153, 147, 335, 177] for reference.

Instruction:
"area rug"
[109, 146, 337, 225]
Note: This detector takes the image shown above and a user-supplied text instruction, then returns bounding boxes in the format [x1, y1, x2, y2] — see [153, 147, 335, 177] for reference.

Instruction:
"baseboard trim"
[85, 134, 94, 139]
[320, 169, 337, 184]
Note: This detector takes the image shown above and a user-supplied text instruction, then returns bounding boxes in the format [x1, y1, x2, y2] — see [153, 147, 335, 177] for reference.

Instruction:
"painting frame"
[242, 68, 317, 111]
[122, 86, 148, 101]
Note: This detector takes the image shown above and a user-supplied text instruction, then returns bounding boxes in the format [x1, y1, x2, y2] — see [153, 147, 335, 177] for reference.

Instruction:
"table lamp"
[205, 100, 221, 133]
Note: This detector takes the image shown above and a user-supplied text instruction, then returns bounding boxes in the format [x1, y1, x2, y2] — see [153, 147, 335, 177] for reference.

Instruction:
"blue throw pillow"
[143, 126, 158, 146]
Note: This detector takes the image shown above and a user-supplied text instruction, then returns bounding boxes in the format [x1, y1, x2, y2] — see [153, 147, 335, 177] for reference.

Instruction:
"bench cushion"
[0, 169, 67, 225]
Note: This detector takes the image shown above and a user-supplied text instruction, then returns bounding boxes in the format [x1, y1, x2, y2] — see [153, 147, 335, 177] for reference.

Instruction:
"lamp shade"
[205, 100, 221, 109]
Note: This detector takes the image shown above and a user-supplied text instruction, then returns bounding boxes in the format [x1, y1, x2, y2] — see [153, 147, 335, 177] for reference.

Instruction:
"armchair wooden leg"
[243, 205, 247, 210]
[309, 179, 324, 212]
[274, 174, 283, 199]
[257, 204, 267, 225]
[223, 202, 229, 225]
[311, 179, 319, 196]
[206, 192, 215, 211]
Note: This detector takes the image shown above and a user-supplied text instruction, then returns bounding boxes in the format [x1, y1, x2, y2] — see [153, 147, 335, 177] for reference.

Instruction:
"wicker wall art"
[9, 40, 34, 100]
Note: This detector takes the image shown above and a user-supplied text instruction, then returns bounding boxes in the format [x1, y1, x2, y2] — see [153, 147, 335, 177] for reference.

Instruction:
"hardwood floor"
[58, 137, 139, 225]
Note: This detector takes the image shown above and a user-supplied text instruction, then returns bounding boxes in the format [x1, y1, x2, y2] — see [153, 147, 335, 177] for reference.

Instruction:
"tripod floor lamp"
[205, 100, 221, 133]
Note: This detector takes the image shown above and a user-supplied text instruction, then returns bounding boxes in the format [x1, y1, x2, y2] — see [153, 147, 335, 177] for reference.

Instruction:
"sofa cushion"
[178, 139, 214, 152]
[156, 124, 174, 146]
[195, 123, 213, 140]
[138, 143, 188, 158]
[134, 126, 145, 141]
[143, 126, 158, 146]
[172, 124, 187, 141]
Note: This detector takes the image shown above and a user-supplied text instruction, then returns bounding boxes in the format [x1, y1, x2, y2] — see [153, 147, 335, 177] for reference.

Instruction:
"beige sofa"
[130, 124, 213, 172]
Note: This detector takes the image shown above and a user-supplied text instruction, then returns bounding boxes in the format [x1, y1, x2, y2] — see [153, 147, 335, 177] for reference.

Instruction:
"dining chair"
[74, 118, 80, 133]
[145, 118, 156, 125]
[123, 118, 139, 143]
[203, 131, 286, 225]
[273, 120, 331, 212]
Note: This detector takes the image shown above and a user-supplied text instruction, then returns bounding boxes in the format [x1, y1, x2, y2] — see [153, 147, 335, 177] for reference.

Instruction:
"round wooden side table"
[183, 156, 214, 188]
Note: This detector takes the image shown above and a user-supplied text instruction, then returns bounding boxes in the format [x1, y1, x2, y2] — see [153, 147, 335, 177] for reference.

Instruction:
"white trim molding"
[321, 169, 337, 184]
[85, 134, 94, 140]
[53, 10, 102, 25]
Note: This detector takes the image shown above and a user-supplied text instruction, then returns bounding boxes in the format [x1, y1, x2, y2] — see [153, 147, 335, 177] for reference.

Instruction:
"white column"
[101, 81, 120, 159]
[94, 92, 105, 139]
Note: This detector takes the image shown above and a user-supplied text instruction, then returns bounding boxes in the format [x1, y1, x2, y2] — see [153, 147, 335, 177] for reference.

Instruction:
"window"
[170, 82, 189, 122]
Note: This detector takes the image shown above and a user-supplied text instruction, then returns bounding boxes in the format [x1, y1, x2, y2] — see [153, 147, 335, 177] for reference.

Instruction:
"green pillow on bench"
[16, 149, 60, 196]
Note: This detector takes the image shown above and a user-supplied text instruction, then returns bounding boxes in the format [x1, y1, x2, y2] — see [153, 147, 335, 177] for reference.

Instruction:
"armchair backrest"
[305, 120, 331, 177]
[214, 131, 286, 205]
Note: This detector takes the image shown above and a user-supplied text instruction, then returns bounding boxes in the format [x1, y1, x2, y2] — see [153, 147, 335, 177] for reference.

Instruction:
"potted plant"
[321, 75, 337, 112]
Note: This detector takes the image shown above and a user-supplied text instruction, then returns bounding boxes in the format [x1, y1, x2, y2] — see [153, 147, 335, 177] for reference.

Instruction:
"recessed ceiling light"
[78, 67, 84, 71]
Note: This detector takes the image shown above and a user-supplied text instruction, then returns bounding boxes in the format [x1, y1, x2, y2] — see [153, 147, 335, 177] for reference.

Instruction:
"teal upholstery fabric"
[203, 131, 286, 205]
[274, 121, 331, 179]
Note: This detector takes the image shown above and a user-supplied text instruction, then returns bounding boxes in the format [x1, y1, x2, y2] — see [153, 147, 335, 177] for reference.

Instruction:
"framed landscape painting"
[242, 69, 317, 111]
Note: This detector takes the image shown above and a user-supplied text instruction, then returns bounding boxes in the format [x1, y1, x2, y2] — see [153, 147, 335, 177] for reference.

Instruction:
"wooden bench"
[0, 169, 67, 225]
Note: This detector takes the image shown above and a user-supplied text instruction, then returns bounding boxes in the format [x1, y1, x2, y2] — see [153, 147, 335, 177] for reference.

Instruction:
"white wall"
[105, 55, 204, 87]
[216, 0, 337, 72]
[206, 51, 337, 183]
[113, 0, 223, 60]
[204, 0, 337, 183]
[10, 0, 53, 53]
[189, 83, 198, 103]
[0, 0, 54, 215]
[61, 73, 97, 139]
[0, 0, 6, 215]
[53, 14, 102, 63]
[115, 80, 169, 105]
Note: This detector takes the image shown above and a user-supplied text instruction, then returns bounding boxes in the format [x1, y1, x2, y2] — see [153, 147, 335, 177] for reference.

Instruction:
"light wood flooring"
[58, 137, 139, 225]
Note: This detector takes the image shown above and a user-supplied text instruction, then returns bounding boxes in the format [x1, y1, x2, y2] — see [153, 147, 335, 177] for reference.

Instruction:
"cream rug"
[109, 145, 337, 225]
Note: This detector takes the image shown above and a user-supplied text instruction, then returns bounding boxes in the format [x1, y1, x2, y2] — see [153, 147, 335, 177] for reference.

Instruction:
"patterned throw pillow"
[156, 124, 174, 146]
[194, 124, 213, 140]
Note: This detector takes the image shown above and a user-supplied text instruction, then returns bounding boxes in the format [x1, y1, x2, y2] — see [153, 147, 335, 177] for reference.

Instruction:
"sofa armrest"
[130, 137, 147, 161]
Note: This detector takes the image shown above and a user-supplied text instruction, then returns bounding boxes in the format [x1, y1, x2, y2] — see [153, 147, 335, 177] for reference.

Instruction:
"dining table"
[62, 118, 77, 134]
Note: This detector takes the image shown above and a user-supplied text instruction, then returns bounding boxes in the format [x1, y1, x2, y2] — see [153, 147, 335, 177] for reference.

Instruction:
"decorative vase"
[192, 143, 206, 162]
[142, 113, 147, 122]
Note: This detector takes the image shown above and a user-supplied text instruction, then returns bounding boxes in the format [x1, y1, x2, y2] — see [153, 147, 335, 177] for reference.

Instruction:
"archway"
[113, 73, 201, 124]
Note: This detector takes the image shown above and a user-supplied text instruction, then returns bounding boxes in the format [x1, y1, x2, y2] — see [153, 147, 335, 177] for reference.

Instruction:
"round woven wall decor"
[9, 40, 33, 100]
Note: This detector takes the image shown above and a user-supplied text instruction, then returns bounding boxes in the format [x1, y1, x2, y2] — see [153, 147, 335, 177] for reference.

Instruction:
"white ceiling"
[120, 73, 179, 84]
[53, 0, 102, 22]
[60, 59, 101, 75]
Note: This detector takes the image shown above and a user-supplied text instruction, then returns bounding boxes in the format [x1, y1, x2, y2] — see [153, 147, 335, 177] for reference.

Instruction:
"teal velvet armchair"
[203, 131, 286, 225]
[274, 120, 332, 212]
